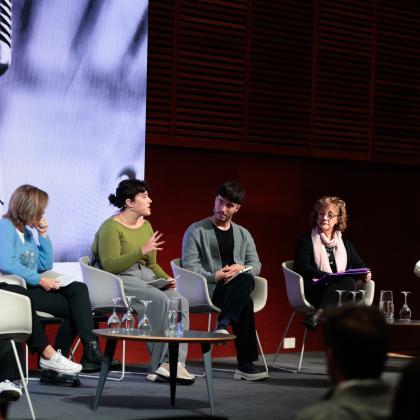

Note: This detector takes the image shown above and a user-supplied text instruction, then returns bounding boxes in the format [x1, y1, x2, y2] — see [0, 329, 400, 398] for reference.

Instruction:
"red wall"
[144, 144, 420, 359]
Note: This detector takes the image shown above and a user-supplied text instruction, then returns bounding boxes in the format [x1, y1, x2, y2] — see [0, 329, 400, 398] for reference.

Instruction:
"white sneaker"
[214, 328, 229, 335]
[0, 380, 22, 401]
[155, 362, 195, 384]
[40, 350, 82, 374]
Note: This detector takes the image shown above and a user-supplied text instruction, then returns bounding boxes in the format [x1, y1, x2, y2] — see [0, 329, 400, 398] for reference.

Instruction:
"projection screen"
[0, 0, 148, 261]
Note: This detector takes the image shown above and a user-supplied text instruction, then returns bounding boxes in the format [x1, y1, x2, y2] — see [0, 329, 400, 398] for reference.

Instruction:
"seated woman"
[92, 179, 194, 384]
[0, 185, 104, 373]
[295, 196, 372, 331]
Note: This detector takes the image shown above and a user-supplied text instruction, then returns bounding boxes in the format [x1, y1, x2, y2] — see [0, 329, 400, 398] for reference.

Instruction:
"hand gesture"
[36, 217, 48, 237]
[141, 231, 165, 256]
[39, 277, 60, 291]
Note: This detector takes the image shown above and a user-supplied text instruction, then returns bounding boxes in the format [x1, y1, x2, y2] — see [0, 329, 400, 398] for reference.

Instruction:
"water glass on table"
[399, 291, 412, 320]
[107, 297, 122, 332]
[379, 290, 394, 321]
[165, 297, 183, 337]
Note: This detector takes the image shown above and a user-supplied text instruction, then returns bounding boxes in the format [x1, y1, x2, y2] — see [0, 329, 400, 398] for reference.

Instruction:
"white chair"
[78, 256, 130, 381]
[171, 258, 268, 372]
[272, 260, 375, 372]
[0, 287, 36, 420]
[0, 274, 64, 383]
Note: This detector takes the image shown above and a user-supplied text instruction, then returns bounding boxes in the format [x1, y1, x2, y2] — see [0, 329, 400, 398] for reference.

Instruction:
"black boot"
[80, 340, 121, 373]
[81, 340, 104, 373]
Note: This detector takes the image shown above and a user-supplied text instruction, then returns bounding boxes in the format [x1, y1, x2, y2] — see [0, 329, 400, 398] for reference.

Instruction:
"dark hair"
[217, 181, 245, 204]
[324, 305, 389, 380]
[391, 356, 420, 420]
[108, 179, 149, 209]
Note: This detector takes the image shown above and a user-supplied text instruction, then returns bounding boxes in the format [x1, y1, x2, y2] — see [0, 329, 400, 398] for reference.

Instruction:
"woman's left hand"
[163, 277, 177, 289]
[36, 217, 48, 237]
[364, 270, 372, 282]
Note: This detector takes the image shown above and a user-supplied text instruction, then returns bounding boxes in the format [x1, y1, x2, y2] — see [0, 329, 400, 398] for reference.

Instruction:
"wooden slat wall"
[147, 0, 420, 165]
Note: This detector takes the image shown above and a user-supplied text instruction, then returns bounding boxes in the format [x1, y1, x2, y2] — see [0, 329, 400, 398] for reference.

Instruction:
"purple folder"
[312, 267, 369, 285]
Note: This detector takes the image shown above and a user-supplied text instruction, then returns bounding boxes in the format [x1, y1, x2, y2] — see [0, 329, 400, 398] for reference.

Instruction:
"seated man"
[293, 305, 392, 420]
[182, 181, 268, 381]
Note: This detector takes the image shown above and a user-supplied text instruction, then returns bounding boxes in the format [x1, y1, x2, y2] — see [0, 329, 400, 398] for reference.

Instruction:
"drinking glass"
[399, 291, 412, 320]
[358, 290, 367, 305]
[379, 290, 394, 321]
[165, 297, 183, 336]
[121, 295, 136, 331]
[349, 291, 359, 304]
[335, 290, 345, 307]
[138, 300, 152, 335]
[107, 297, 122, 333]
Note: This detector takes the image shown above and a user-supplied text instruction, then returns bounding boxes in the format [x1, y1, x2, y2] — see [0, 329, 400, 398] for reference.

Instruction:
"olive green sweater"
[92, 218, 169, 278]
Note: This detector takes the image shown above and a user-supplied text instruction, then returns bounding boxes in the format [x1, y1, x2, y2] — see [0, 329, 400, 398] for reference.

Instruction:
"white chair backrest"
[79, 256, 128, 309]
[359, 279, 375, 306]
[0, 274, 26, 288]
[252, 276, 268, 313]
[0, 289, 32, 339]
[170, 258, 219, 313]
[282, 260, 314, 312]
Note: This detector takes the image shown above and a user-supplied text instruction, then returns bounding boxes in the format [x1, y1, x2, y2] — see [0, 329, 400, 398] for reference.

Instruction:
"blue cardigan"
[0, 218, 53, 285]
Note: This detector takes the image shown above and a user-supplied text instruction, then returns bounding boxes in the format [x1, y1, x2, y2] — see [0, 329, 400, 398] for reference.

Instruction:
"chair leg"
[298, 328, 307, 371]
[11, 340, 36, 420]
[271, 311, 296, 365]
[255, 330, 268, 373]
[76, 339, 129, 381]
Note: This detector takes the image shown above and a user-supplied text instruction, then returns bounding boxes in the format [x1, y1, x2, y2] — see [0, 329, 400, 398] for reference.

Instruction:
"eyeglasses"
[318, 211, 338, 220]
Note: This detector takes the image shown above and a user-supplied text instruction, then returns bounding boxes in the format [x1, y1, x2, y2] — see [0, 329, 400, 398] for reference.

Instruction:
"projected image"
[0, 0, 147, 260]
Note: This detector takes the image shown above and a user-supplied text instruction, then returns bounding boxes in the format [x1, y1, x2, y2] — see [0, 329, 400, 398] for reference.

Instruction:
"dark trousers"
[212, 273, 258, 366]
[0, 283, 49, 381]
[27, 282, 95, 355]
[304, 276, 357, 310]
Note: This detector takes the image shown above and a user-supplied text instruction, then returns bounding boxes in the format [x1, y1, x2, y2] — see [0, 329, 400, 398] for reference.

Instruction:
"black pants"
[0, 283, 50, 381]
[27, 282, 95, 355]
[212, 273, 258, 366]
[304, 276, 357, 310]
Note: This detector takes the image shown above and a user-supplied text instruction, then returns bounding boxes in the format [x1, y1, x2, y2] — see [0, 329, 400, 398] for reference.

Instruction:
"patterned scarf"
[311, 227, 347, 273]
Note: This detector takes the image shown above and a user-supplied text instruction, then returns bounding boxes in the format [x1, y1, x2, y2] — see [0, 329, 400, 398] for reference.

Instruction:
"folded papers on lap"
[145, 278, 173, 289]
[312, 267, 369, 285]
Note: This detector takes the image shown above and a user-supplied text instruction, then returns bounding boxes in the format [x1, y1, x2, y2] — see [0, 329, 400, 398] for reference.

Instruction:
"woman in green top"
[92, 179, 194, 384]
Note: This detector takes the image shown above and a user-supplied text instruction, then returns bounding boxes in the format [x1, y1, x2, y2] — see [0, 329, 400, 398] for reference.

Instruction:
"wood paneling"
[147, 0, 420, 165]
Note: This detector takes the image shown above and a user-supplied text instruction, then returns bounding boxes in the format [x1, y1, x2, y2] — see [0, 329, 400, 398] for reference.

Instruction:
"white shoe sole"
[39, 361, 82, 375]
[233, 369, 269, 381]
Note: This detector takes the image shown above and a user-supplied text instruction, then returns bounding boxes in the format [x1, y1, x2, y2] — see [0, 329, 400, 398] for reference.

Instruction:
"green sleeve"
[97, 222, 143, 274]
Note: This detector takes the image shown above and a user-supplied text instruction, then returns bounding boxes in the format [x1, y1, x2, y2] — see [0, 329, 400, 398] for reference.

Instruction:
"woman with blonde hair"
[295, 196, 372, 330]
[0, 184, 104, 375]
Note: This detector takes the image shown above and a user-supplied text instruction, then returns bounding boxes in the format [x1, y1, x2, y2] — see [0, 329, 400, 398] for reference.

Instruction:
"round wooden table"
[91, 329, 235, 415]
[387, 319, 420, 353]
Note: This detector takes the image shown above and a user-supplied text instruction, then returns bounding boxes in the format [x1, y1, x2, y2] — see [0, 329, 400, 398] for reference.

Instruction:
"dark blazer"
[294, 231, 366, 285]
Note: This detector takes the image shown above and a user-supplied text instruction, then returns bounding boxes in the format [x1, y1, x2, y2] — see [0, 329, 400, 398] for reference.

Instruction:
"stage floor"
[8, 352, 408, 420]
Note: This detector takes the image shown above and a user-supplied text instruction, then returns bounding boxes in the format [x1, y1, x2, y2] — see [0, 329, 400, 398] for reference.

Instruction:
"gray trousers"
[119, 264, 189, 372]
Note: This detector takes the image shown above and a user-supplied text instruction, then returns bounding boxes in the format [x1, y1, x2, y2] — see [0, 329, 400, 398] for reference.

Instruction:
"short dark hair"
[217, 181, 245, 204]
[108, 179, 149, 209]
[324, 305, 389, 380]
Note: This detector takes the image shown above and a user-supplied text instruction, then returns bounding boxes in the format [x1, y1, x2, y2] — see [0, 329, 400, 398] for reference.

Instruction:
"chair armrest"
[0, 274, 27, 288]
[252, 276, 268, 313]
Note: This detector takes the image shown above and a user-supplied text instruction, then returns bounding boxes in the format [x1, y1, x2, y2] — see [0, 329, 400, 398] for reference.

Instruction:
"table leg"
[168, 342, 179, 406]
[201, 343, 215, 416]
[92, 338, 117, 410]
